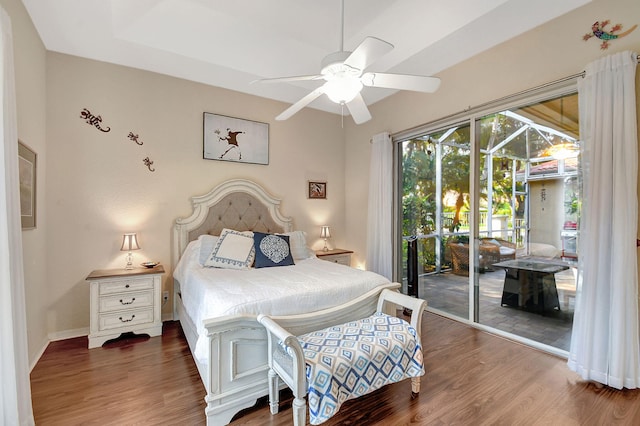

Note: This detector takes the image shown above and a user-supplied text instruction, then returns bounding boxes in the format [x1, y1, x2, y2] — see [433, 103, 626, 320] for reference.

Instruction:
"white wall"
[344, 0, 640, 271]
[45, 53, 347, 337]
[529, 180, 564, 248]
[0, 0, 48, 365]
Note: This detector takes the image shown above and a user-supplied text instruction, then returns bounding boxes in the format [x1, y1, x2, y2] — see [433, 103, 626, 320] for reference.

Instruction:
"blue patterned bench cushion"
[295, 312, 424, 425]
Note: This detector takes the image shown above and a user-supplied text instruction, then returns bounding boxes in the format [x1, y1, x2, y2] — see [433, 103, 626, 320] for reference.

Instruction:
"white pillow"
[500, 246, 516, 256]
[198, 234, 219, 266]
[281, 231, 313, 260]
[204, 229, 255, 269]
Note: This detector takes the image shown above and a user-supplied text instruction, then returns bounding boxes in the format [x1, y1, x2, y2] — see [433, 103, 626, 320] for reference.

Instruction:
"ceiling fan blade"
[344, 37, 393, 72]
[361, 72, 441, 93]
[275, 87, 325, 121]
[252, 74, 323, 84]
[346, 93, 372, 124]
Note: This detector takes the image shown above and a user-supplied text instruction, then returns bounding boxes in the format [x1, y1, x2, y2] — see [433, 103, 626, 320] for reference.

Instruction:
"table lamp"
[120, 233, 140, 269]
[320, 226, 331, 251]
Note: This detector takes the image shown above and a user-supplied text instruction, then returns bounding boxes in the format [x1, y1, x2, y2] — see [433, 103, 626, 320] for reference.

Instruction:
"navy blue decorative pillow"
[253, 232, 295, 268]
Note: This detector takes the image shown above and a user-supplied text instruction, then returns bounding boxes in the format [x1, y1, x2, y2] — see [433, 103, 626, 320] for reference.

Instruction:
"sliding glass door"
[399, 123, 471, 319]
[397, 90, 580, 352]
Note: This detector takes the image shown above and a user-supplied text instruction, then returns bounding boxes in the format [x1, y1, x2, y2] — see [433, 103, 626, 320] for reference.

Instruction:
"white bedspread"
[174, 240, 391, 364]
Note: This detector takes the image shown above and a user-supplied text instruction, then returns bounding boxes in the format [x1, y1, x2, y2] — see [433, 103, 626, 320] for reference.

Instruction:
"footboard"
[202, 315, 269, 425]
[200, 282, 400, 425]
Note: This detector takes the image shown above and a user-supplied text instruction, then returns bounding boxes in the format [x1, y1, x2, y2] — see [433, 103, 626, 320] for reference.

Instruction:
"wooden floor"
[31, 315, 640, 425]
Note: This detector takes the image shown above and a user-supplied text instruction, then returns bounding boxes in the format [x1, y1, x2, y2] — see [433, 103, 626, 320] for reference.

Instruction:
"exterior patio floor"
[416, 260, 576, 351]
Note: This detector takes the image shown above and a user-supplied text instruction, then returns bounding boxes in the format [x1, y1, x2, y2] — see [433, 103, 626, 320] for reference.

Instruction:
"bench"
[257, 289, 427, 425]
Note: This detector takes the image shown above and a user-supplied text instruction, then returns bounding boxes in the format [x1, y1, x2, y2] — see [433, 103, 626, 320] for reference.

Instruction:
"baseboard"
[48, 327, 89, 342]
[46, 320, 179, 342]
[30, 328, 88, 372]
[31, 321, 177, 371]
[29, 328, 89, 372]
[30, 336, 50, 372]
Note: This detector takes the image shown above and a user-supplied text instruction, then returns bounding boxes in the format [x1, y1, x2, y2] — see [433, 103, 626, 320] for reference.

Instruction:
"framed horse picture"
[308, 181, 327, 199]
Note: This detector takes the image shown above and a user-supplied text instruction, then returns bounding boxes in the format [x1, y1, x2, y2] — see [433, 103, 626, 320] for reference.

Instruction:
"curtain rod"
[387, 54, 640, 143]
[547, 53, 640, 84]
[455, 54, 640, 119]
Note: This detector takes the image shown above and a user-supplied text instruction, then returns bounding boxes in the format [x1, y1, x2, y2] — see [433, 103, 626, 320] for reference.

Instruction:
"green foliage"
[401, 102, 579, 274]
[401, 127, 474, 241]
[565, 193, 580, 215]
[402, 140, 436, 236]
[402, 129, 474, 271]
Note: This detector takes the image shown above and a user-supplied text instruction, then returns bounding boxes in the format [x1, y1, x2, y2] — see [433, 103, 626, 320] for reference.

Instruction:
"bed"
[172, 179, 398, 425]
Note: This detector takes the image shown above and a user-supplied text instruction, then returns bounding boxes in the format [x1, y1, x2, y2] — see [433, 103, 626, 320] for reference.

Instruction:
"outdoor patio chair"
[480, 237, 516, 261]
[448, 242, 470, 276]
[479, 242, 501, 270]
[448, 241, 502, 275]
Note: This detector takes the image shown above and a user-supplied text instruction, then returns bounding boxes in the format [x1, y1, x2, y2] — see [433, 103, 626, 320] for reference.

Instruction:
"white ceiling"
[21, 0, 591, 117]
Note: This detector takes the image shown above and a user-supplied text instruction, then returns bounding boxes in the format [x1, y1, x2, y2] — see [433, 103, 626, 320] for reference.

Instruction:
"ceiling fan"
[255, 0, 441, 124]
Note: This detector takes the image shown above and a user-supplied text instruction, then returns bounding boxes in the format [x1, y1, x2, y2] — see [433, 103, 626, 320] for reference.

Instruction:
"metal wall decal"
[143, 157, 155, 172]
[80, 108, 111, 132]
[127, 132, 144, 145]
[583, 20, 637, 50]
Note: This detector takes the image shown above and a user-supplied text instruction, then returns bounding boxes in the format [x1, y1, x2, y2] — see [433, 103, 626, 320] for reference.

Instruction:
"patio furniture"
[447, 241, 501, 276]
[479, 242, 501, 270]
[479, 237, 516, 262]
[493, 259, 569, 314]
[447, 242, 470, 276]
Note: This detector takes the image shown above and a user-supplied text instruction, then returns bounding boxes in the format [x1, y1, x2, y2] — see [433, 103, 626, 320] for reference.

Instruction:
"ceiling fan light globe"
[324, 77, 363, 104]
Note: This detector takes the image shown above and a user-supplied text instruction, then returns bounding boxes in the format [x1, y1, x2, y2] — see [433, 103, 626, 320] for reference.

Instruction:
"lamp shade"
[320, 226, 331, 239]
[120, 233, 140, 251]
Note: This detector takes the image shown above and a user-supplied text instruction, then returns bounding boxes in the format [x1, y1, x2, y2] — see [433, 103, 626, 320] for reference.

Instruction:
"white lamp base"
[125, 252, 134, 269]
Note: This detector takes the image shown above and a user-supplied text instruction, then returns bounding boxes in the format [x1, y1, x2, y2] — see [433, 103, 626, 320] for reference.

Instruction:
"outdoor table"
[493, 259, 569, 314]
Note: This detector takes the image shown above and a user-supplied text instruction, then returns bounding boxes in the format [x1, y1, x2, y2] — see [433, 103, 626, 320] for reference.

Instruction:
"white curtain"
[366, 132, 393, 280]
[568, 51, 640, 389]
[0, 8, 35, 425]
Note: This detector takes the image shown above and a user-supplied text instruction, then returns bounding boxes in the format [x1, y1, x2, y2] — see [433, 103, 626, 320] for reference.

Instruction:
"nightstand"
[315, 248, 353, 266]
[86, 265, 164, 349]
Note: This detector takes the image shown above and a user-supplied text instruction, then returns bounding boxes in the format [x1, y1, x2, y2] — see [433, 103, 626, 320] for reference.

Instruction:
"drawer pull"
[119, 297, 135, 305]
[125, 284, 130, 288]
[119, 315, 135, 323]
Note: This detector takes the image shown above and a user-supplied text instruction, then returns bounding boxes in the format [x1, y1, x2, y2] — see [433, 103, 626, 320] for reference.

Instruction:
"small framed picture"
[18, 140, 37, 229]
[308, 181, 326, 199]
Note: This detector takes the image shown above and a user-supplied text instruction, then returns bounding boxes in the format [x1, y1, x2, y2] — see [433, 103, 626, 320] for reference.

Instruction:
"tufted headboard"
[172, 179, 293, 264]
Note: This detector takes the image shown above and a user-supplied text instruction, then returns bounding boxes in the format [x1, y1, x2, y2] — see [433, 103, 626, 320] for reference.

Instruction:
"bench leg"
[292, 396, 306, 426]
[268, 368, 280, 414]
[411, 376, 421, 394]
